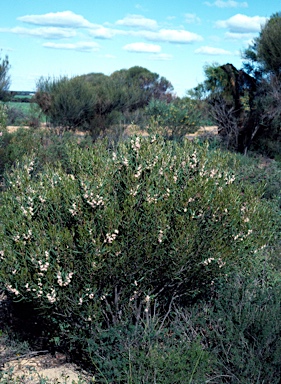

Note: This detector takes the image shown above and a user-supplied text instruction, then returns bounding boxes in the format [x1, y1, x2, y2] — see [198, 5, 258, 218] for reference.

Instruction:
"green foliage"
[145, 98, 199, 139]
[35, 67, 174, 136]
[190, 63, 258, 153]
[0, 103, 7, 130]
[84, 317, 211, 383]
[183, 258, 281, 383]
[255, 12, 281, 76]
[35, 76, 97, 133]
[0, 55, 10, 101]
[0, 128, 92, 179]
[0, 137, 279, 357]
[1, 131, 281, 380]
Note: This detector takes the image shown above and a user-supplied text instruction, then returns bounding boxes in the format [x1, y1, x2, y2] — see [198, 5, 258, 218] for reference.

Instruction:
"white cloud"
[43, 41, 100, 52]
[18, 10, 96, 29]
[185, 13, 201, 24]
[205, 0, 248, 7]
[195, 46, 232, 55]
[116, 14, 158, 30]
[139, 29, 203, 44]
[89, 27, 122, 39]
[216, 14, 267, 33]
[123, 42, 161, 53]
[0, 26, 77, 39]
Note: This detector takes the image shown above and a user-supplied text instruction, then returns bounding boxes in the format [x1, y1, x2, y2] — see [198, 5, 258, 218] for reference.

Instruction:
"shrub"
[0, 128, 92, 181]
[0, 136, 279, 373]
[179, 257, 281, 383]
[145, 98, 200, 139]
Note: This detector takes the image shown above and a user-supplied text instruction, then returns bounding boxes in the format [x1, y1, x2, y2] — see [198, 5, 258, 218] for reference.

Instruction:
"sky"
[0, 0, 279, 97]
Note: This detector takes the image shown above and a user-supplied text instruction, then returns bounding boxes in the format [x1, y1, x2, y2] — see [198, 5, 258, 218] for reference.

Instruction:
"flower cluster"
[57, 271, 74, 287]
[81, 181, 104, 209]
[131, 136, 141, 153]
[46, 288, 57, 304]
[6, 284, 20, 296]
[20, 196, 34, 218]
[104, 230, 119, 243]
[69, 202, 79, 216]
[202, 257, 226, 268]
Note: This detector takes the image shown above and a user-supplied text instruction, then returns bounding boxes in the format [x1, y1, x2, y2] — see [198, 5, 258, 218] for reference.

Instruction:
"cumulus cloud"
[195, 46, 232, 55]
[17, 10, 96, 28]
[123, 42, 161, 53]
[139, 29, 203, 44]
[43, 41, 100, 52]
[216, 14, 267, 33]
[116, 14, 158, 30]
[205, 0, 248, 7]
[0, 26, 77, 39]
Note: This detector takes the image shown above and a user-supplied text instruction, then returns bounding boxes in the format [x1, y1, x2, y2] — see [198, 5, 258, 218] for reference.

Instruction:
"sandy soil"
[2, 354, 91, 383]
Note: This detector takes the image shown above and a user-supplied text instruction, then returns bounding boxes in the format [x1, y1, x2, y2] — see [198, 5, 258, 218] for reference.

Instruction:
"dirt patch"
[2, 353, 91, 383]
[6, 124, 218, 138]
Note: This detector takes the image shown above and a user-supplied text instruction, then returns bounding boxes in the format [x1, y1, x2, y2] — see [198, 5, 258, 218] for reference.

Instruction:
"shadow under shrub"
[0, 135, 280, 377]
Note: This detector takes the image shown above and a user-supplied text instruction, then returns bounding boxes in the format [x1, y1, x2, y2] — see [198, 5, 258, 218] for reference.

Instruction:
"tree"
[242, 12, 281, 155]
[192, 63, 257, 153]
[0, 55, 11, 101]
[244, 12, 281, 78]
[35, 76, 97, 132]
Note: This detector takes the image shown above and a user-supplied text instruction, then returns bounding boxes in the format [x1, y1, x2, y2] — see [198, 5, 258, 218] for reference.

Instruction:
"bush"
[145, 98, 200, 140]
[35, 76, 97, 133]
[181, 257, 281, 383]
[0, 136, 279, 374]
[0, 128, 92, 180]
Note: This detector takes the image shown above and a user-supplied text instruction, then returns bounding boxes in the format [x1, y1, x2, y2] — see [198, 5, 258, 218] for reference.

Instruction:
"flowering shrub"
[0, 135, 279, 366]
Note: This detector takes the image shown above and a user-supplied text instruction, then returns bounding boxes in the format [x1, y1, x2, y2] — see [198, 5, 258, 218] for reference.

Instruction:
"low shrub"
[0, 135, 279, 375]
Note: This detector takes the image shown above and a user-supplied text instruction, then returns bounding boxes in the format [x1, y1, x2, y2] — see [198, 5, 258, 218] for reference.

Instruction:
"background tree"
[35, 67, 175, 135]
[0, 54, 11, 101]
[242, 12, 281, 156]
[35, 76, 97, 133]
[191, 63, 257, 153]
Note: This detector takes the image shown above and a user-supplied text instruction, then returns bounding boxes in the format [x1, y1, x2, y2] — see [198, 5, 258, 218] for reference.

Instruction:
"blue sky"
[0, 0, 279, 96]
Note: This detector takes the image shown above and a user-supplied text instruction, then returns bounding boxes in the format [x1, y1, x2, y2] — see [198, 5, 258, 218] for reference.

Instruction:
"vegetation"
[0, 55, 10, 101]
[2, 12, 281, 382]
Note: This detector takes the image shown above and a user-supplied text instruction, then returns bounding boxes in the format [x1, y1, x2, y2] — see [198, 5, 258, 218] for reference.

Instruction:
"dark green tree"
[242, 12, 281, 155]
[244, 12, 281, 78]
[35, 76, 97, 132]
[191, 63, 257, 153]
